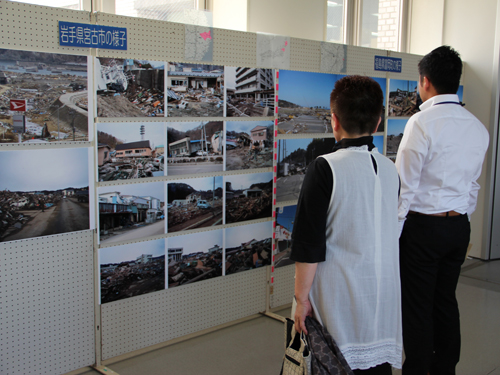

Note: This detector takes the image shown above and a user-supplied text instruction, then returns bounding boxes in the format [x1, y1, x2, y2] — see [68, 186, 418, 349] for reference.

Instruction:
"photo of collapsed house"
[278, 70, 340, 134]
[167, 176, 223, 233]
[386, 119, 408, 160]
[167, 229, 223, 288]
[225, 67, 275, 117]
[275, 205, 296, 268]
[225, 221, 272, 275]
[0, 148, 90, 242]
[225, 172, 273, 224]
[0, 48, 88, 143]
[99, 182, 165, 244]
[96, 58, 165, 117]
[167, 121, 223, 176]
[166, 62, 224, 117]
[100, 239, 165, 304]
[277, 137, 336, 202]
[97, 122, 165, 181]
[388, 79, 419, 117]
[226, 121, 273, 171]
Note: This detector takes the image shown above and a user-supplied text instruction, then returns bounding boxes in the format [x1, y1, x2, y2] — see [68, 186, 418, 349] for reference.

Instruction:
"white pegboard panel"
[270, 264, 295, 309]
[0, 0, 91, 55]
[290, 37, 321, 72]
[0, 141, 92, 150]
[388, 50, 422, 81]
[0, 230, 95, 375]
[345, 45, 388, 78]
[101, 266, 267, 360]
[213, 28, 258, 67]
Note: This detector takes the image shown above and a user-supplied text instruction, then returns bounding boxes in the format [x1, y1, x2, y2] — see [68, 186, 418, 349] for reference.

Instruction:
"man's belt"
[408, 210, 461, 217]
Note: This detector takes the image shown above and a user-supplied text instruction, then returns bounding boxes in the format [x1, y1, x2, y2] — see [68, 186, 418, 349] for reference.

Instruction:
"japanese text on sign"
[59, 21, 127, 50]
[374, 56, 402, 73]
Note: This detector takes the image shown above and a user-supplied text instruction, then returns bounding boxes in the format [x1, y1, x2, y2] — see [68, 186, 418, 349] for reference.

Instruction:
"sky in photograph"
[371, 76, 388, 102]
[279, 70, 338, 108]
[98, 122, 165, 146]
[167, 121, 211, 133]
[100, 238, 165, 265]
[389, 79, 418, 93]
[278, 138, 312, 162]
[225, 221, 272, 248]
[226, 121, 273, 135]
[0, 148, 89, 191]
[99, 181, 165, 201]
[225, 66, 237, 90]
[457, 85, 464, 102]
[168, 176, 222, 192]
[373, 135, 384, 151]
[387, 119, 408, 136]
[167, 229, 222, 256]
[225, 171, 273, 190]
[276, 205, 297, 232]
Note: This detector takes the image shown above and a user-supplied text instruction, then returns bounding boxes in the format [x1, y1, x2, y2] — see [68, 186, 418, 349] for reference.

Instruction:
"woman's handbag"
[280, 318, 312, 375]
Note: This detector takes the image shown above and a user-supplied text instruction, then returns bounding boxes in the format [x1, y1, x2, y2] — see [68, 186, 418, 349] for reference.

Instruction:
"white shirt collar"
[419, 94, 460, 111]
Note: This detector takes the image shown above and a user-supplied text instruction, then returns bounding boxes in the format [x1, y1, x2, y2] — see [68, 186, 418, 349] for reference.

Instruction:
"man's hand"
[294, 298, 313, 334]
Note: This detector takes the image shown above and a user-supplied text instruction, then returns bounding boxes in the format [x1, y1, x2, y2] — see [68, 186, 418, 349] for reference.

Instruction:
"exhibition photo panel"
[372, 76, 387, 132]
[275, 205, 296, 268]
[0, 48, 89, 143]
[373, 135, 384, 154]
[388, 79, 419, 117]
[0, 147, 90, 242]
[387, 118, 408, 161]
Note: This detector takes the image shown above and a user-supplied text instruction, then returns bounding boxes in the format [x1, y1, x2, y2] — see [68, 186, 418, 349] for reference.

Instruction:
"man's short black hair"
[330, 75, 383, 135]
[418, 45, 462, 94]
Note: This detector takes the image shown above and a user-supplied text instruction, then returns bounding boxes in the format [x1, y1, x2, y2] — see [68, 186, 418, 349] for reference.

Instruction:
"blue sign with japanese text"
[59, 21, 127, 50]
[374, 56, 402, 73]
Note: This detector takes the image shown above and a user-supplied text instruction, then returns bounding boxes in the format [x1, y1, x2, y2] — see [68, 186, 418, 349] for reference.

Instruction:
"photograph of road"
[386, 119, 408, 159]
[388, 79, 419, 117]
[167, 229, 223, 287]
[166, 63, 224, 117]
[225, 221, 272, 275]
[96, 58, 165, 117]
[277, 137, 336, 202]
[225, 67, 275, 117]
[100, 239, 165, 304]
[167, 121, 223, 176]
[0, 148, 90, 242]
[226, 121, 273, 171]
[97, 122, 165, 181]
[167, 176, 223, 233]
[225, 172, 273, 224]
[0, 48, 88, 143]
[278, 70, 340, 134]
[99, 182, 165, 244]
[275, 205, 296, 268]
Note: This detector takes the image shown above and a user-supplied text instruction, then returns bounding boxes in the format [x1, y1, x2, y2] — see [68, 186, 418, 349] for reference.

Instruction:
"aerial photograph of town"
[98, 182, 165, 244]
[0, 148, 90, 242]
[97, 122, 165, 181]
[226, 121, 273, 171]
[96, 57, 165, 117]
[225, 67, 275, 117]
[167, 176, 223, 233]
[167, 121, 223, 176]
[166, 62, 224, 117]
[386, 119, 408, 160]
[388, 79, 419, 117]
[225, 221, 272, 275]
[100, 239, 165, 303]
[275, 205, 296, 268]
[167, 229, 223, 287]
[0, 48, 88, 143]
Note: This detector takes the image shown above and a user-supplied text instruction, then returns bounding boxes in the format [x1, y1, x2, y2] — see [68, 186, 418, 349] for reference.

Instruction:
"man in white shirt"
[396, 46, 489, 375]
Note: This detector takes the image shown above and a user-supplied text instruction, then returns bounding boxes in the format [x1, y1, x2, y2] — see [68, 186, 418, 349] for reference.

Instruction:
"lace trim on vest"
[341, 342, 402, 370]
[338, 145, 371, 152]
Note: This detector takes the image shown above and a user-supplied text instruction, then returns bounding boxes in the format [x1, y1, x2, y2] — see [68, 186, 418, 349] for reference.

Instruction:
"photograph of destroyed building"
[166, 62, 224, 117]
[277, 137, 336, 202]
[99, 182, 165, 244]
[226, 121, 273, 171]
[275, 205, 296, 268]
[97, 123, 165, 181]
[167, 176, 223, 233]
[386, 119, 408, 160]
[167, 121, 223, 176]
[0, 148, 90, 242]
[0, 48, 88, 143]
[225, 67, 275, 117]
[167, 229, 223, 288]
[388, 79, 419, 117]
[100, 239, 165, 303]
[225, 221, 272, 275]
[225, 172, 273, 224]
[96, 58, 165, 117]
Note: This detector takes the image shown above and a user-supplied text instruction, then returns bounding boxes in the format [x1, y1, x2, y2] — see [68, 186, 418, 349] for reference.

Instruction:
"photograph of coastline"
[275, 205, 296, 268]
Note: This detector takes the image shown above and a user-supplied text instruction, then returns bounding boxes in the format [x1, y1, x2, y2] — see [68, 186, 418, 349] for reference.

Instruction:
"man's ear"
[422, 76, 431, 91]
[331, 113, 340, 131]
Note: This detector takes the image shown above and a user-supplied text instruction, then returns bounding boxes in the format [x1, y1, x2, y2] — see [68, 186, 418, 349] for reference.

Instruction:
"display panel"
[275, 205, 296, 268]
[386, 118, 408, 161]
[372, 76, 387, 132]
[373, 135, 384, 153]
[388, 79, 418, 117]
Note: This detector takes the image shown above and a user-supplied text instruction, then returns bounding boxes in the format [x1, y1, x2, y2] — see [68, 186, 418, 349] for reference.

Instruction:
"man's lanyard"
[434, 101, 465, 106]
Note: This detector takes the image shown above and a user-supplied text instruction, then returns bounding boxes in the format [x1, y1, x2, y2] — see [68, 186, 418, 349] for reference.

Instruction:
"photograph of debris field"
[0, 48, 89, 143]
[388, 79, 419, 117]
[275, 205, 296, 268]
[0, 148, 90, 243]
[386, 118, 408, 159]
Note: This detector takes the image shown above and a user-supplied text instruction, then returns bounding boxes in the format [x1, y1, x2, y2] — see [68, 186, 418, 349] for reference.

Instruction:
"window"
[326, 0, 345, 44]
[8, 0, 80, 9]
[359, 0, 401, 51]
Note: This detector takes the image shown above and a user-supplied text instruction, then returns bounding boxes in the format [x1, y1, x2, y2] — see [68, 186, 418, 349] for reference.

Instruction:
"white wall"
[212, 0, 248, 31]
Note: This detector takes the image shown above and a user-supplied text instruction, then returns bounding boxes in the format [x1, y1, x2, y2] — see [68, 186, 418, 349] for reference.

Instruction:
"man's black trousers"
[399, 213, 470, 375]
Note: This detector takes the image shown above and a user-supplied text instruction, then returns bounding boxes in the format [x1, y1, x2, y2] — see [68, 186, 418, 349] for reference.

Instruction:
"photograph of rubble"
[97, 122, 165, 181]
[225, 67, 275, 117]
[166, 62, 224, 117]
[167, 121, 223, 176]
[100, 238, 165, 304]
[167, 229, 223, 288]
[99, 182, 165, 244]
[278, 70, 340, 134]
[225, 221, 272, 275]
[388, 79, 419, 117]
[386, 119, 408, 160]
[96, 58, 165, 117]
[0, 148, 90, 242]
[275, 205, 296, 268]
[226, 121, 273, 171]
[0, 48, 88, 143]
[167, 176, 223, 233]
[225, 172, 273, 224]
[277, 137, 336, 202]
